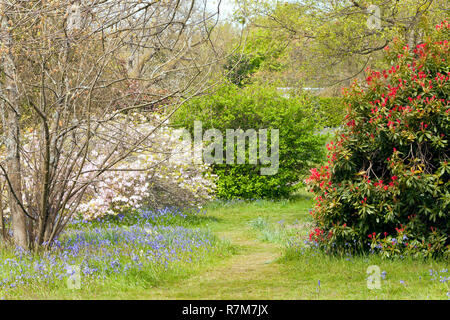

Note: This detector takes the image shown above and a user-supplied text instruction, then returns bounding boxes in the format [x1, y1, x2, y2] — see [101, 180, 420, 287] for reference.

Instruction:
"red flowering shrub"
[306, 21, 450, 258]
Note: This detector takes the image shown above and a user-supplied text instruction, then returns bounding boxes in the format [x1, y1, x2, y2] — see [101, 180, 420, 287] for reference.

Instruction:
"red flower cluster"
[309, 228, 325, 242]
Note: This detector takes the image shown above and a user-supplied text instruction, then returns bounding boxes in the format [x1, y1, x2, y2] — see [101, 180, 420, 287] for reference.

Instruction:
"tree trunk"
[2, 96, 28, 249]
[0, 185, 6, 242]
[1, 9, 28, 249]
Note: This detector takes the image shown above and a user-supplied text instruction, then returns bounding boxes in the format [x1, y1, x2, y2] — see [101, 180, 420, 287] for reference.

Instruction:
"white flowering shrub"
[77, 115, 216, 220]
[1, 113, 216, 222]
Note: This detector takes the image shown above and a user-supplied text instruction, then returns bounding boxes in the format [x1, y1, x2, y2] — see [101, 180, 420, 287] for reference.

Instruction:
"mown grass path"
[144, 199, 314, 299]
[147, 227, 284, 299]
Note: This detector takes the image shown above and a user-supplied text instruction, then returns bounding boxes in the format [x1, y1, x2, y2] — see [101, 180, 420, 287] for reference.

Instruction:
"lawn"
[0, 191, 448, 299]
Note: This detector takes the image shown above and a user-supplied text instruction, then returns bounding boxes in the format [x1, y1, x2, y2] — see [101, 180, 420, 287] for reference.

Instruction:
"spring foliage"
[173, 84, 326, 199]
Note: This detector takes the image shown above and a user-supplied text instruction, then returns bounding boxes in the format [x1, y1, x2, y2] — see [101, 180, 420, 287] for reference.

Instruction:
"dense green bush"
[172, 83, 326, 199]
[223, 53, 262, 87]
[306, 21, 449, 258]
[311, 96, 345, 128]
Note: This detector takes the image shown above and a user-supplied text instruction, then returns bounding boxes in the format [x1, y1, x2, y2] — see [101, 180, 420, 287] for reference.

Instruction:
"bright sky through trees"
[208, 0, 236, 20]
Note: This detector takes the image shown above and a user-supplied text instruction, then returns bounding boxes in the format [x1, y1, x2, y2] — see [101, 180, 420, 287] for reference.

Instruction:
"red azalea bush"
[306, 21, 450, 259]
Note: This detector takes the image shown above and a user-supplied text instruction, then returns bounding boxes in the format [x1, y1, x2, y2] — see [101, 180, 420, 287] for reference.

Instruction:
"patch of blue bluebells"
[0, 207, 218, 295]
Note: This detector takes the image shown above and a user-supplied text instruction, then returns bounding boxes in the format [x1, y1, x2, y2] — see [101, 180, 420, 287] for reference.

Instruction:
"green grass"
[1, 190, 449, 299]
[142, 191, 448, 300]
[134, 192, 448, 300]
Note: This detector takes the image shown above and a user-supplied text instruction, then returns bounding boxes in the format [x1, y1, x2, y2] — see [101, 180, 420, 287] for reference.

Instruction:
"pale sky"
[207, 0, 236, 21]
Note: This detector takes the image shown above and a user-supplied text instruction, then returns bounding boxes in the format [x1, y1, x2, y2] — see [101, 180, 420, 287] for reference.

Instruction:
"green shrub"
[223, 53, 262, 87]
[306, 21, 450, 258]
[311, 96, 345, 128]
[172, 83, 326, 199]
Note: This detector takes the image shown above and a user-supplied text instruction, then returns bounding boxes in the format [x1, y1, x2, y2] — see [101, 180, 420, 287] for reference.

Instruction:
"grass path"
[143, 199, 314, 299]
[146, 229, 284, 299]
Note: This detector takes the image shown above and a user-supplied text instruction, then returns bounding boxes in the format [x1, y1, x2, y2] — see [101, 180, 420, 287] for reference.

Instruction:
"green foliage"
[244, 25, 291, 73]
[237, 0, 448, 87]
[223, 53, 262, 87]
[306, 21, 450, 258]
[310, 96, 345, 128]
[172, 83, 327, 199]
